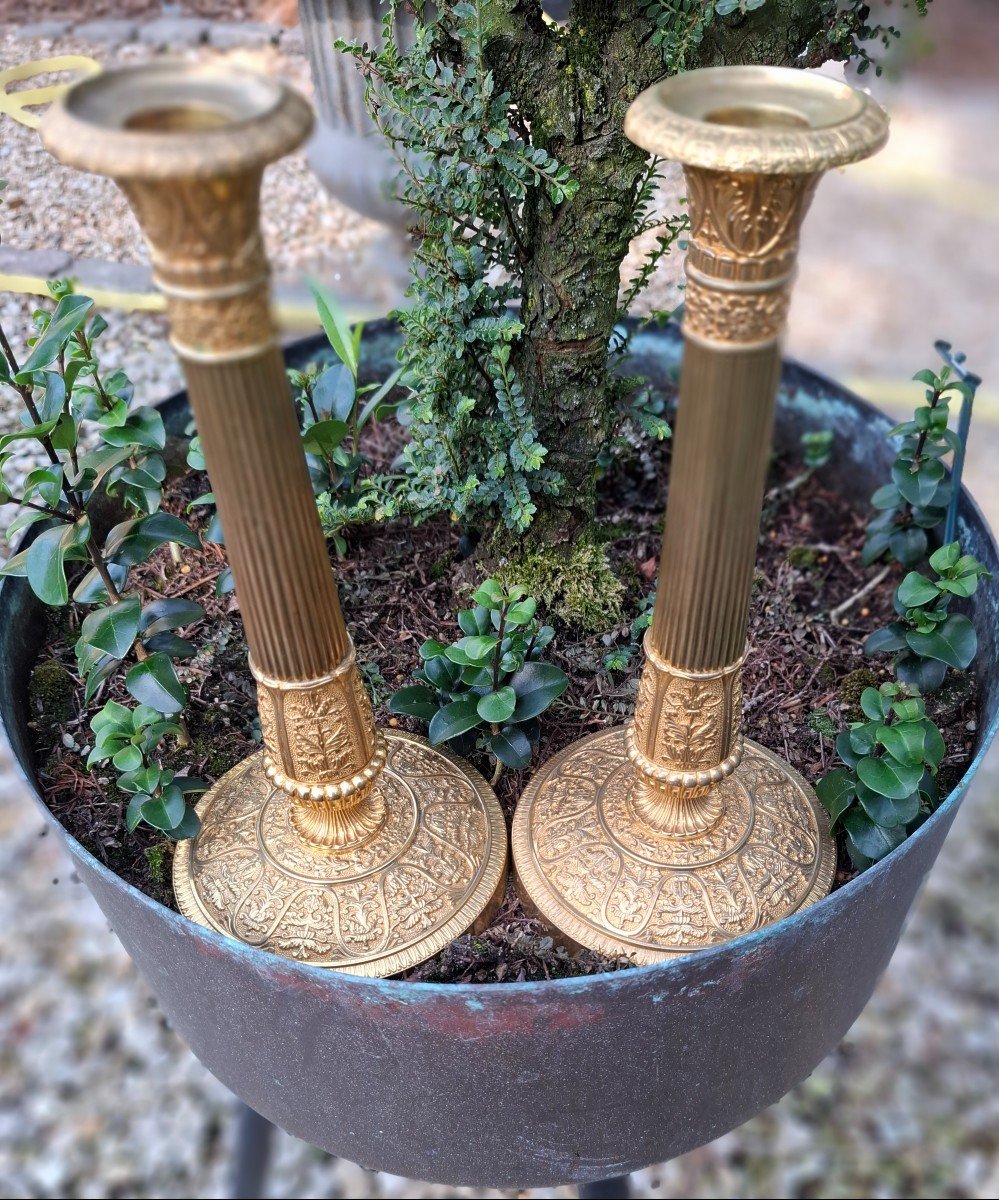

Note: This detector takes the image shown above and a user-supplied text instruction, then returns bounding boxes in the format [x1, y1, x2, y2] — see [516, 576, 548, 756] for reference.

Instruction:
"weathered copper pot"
[1, 321, 996, 1189]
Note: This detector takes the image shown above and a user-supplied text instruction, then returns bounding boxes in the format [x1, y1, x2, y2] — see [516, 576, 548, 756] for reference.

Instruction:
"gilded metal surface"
[623, 65, 889, 177]
[252, 651, 383, 796]
[174, 734, 507, 976]
[513, 67, 887, 959]
[45, 64, 508, 974]
[627, 637, 744, 834]
[513, 728, 835, 964]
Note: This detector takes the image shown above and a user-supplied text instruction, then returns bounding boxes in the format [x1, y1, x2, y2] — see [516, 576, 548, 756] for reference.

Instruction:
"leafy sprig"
[390, 577, 568, 779]
[863, 365, 970, 568]
[816, 683, 944, 869]
[864, 540, 990, 693]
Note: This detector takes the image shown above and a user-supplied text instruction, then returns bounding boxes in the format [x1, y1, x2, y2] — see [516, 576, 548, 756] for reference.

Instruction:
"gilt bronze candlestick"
[513, 67, 889, 962]
[43, 64, 506, 976]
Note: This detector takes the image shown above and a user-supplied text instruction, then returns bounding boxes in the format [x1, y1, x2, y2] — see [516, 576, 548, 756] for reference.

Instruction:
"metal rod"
[936, 339, 980, 545]
[230, 1103, 275, 1200]
[578, 1174, 632, 1198]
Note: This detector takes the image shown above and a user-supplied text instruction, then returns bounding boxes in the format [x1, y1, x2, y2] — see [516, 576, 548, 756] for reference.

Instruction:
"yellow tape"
[0, 56, 100, 129]
[0, 273, 373, 333]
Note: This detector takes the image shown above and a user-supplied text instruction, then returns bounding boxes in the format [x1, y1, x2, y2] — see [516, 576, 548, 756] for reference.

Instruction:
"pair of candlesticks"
[42, 61, 888, 977]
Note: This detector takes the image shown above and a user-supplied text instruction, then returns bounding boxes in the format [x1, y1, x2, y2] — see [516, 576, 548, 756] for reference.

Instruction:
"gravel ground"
[0, 31, 383, 279]
[2, 3, 999, 1197]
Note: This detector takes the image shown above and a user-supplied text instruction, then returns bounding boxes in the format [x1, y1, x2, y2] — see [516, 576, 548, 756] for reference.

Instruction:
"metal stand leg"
[578, 1176, 631, 1199]
[230, 1102, 274, 1199]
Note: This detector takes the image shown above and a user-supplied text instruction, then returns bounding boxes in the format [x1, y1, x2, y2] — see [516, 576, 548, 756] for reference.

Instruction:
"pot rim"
[3, 346, 996, 997]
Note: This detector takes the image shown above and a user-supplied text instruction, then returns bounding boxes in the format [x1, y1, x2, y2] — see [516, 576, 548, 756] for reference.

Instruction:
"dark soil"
[26, 405, 980, 983]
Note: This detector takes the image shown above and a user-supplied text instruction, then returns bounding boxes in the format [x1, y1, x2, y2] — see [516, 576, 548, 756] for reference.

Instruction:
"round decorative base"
[512, 727, 834, 963]
[173, 732, 508, 977]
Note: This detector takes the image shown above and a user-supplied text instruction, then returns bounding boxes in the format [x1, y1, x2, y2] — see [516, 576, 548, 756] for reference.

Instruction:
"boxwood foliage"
[816, 683, 945, 870]
[390, 578, 567, 772]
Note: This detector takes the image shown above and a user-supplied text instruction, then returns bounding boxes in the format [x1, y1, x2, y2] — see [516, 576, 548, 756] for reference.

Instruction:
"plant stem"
[828, 564, 891, 625]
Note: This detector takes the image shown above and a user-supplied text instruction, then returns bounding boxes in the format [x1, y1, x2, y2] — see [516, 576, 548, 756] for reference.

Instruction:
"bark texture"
[481, 0, 828, 546]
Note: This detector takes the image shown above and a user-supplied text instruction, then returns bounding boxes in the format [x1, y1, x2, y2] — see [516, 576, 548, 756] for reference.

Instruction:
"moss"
[493, 533, 624, 632]
[787, 544, 820, 570]
[29, 659, 75, 722]
[839, 667, 880, 721]
[144, 842, 169, 888]
[430, 550, 456, 582]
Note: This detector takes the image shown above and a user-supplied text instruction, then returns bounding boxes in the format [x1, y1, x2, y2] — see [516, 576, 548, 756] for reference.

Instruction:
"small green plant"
[0, 283, 204, 839]
[87, 702, 206, 840]
[602, 645, 636, 675]
[863, 365, 971, 567]
[864, 541, 990, 693]
[389, 578, 568, 777]
[292, 285, 405, 555]
[816, 683, 944, 869]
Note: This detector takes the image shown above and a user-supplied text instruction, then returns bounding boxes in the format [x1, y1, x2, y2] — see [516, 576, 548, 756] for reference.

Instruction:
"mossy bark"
[481, 0, 829, 547]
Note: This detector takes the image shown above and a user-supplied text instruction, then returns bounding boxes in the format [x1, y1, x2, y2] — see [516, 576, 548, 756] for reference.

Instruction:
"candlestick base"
[173, 732, 507, 977]
[512, 727, 834, 963]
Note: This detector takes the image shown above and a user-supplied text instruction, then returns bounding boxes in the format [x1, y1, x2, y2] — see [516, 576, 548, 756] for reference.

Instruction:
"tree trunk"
[483, 0, 828, 548]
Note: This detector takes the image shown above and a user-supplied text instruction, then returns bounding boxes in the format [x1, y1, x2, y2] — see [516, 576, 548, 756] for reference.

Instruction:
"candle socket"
[513, 67, 889, 963]
[44, 64, 507, 976]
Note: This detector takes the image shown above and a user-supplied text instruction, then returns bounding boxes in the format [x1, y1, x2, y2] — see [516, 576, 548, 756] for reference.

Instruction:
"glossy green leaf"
[302, 418, 349, 457]
[25, 518, 89, 607]
[928, 541, 960, 572]
[80, 594, 141, 659]
[860, 687, 889, 721]
[312, 364, 356, 422]
[856, 786, 920, 830]
[920, 719, 946, 769]
[476, 685, 516, 724]
[428, 697, 482, 745]
[489, 725, 533, 769]
[140, 598, 205, 636]
[125, 653, 186, 714]
[462, 634, 498, 661]
[875, 721, 926, 766]
[864, 622, 908, 654]
[897, 571, 939, 608]
[856, 753, 923, 800]
[815, 768, 855, 827]
[19, 294, 92, 374]
[389, 685, 440, 721]
[888, 525, 928, 567]
[895, 651, 948, 694]
[835, 728, 860, 769]
[143, 632, 196, 659]
[892, 457, 945, 507]
[112, 743, 143, 773]
[843, 809, 907, 862]
[166, 806, 201, 841]
[98, 407, 166, 451]
[905, 613, 977, 669]
[139, 784, 187, 832]
[510, 662, 569, 721]
[310, 282, 358, 377]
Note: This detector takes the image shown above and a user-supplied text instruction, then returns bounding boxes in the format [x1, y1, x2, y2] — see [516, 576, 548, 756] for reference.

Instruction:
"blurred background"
[0, 1, 997, 1196]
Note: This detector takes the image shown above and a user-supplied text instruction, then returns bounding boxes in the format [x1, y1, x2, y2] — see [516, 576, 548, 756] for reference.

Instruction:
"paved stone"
[137, 17, 209, 48]
[280, 25, 306, 55]
[10, 21, 69, 41]
[208, 22, 282, 50]
[73, 20, 138, 45]
[0, 246, 73, 278]
[67, 257, 153, 293]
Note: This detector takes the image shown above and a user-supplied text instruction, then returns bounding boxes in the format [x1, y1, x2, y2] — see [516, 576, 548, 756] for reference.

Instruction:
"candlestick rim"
[625, 65, 888, 175]
[41, 61, 313, 180]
